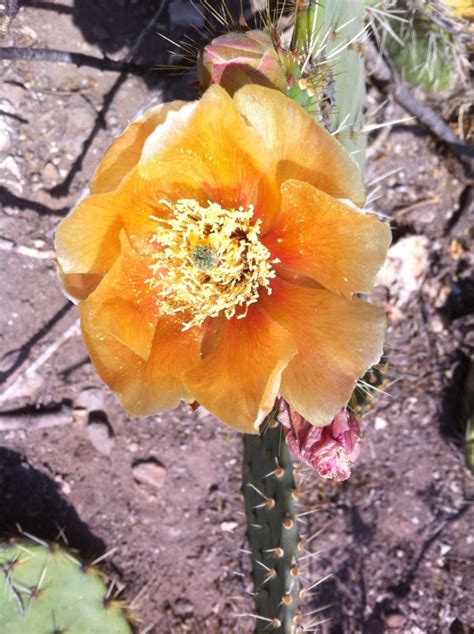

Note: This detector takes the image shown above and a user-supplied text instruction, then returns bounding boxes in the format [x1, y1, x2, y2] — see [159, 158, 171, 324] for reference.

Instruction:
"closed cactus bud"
[198, 30, 289, 95]
[284, 406, 361, 481]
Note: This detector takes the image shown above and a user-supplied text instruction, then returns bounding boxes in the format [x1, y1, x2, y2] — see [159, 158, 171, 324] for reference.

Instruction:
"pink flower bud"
[284, 406, 361, 481]
[198, 30, 289, 95]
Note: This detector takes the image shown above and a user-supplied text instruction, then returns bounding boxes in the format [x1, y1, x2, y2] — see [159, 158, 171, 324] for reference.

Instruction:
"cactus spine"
[0, 537, 133, 634]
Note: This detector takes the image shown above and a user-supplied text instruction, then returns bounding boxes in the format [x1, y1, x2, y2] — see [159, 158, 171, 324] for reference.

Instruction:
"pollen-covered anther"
[147, 199, 278, 330]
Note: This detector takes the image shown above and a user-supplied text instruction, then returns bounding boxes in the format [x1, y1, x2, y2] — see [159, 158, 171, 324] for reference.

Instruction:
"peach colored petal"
[262, 279, 385, 426]
[184, 306, 297, 432]
[90, 101, 187, 195]
[55, 168, 164, 277]
[139, 85, 279, 233]
[264, 180, 391, 298]
[233, 85, 366, 205]
[80, 303, 201, 416]
[83, 231, 159, 359]
[57, 262, 103, 303]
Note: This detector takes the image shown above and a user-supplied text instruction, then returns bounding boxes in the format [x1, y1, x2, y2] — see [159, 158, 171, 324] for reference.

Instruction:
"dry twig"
[366, 42, 474, 177]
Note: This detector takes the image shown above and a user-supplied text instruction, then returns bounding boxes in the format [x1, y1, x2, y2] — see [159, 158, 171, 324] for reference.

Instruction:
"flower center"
[147, 199, 277, 330]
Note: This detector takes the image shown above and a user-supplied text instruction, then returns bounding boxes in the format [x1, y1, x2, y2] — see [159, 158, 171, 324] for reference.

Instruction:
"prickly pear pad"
[0, 538, 132, 634]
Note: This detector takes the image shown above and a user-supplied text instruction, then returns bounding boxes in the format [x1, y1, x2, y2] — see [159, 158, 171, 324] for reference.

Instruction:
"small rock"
[374, 416, 388, 430]
[173, 597, 194, 618]
[77, 387, 106, 412]
[0, 128, 11, 152]
[384, 613, 406, 629]
[87, 416, 115, 456]
[133, 459, 167, 490]
[42, 161, 59, 186]
[0, 155, 21, 180]
[220, 521, 238, 533]
[376, 235, 430, 306]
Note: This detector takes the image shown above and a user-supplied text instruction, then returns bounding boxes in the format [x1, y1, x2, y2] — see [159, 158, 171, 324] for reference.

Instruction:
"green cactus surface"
[367, 0, 468, 93]
[290, 0, 367, 169]
[350, 357, 389, 417]
[243, 411, 302, 633]
[0, 537, 132, 634]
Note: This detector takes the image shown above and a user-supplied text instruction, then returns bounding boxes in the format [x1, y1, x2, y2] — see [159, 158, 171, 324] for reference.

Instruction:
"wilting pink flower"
[284, 406, 361, 481]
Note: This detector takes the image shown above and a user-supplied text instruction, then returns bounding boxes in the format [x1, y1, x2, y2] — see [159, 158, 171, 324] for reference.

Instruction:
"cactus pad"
[0, 537, 132, 634]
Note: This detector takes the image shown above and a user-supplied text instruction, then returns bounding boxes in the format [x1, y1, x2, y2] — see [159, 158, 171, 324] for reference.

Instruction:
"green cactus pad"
[243, 411, 302, 633]
[367, 0, 467, 93]
[0, 537, 132, 634]
[291, 0, 367, 169]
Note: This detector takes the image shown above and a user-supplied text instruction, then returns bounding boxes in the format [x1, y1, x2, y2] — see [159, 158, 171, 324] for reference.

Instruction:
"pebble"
[220, 521, 238, 533]
[173, 597, 194, 618]
[0, 155, 22, 180]
[87, 418, 115, 456]
[0, 129, 11, 152]
[42, 161, 59, 186]
[374, 416, 388, 430]
[132, 459, 167, 490]
[76, 387, 106, 412]
[384, 613, 407, 629]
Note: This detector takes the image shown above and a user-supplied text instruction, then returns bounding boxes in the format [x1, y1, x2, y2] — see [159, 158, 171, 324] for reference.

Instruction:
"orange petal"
[55, 168, 161, 277]
[90, 101, 187, 195]
[58, 265, 102, 303]
[80, 303, 201, 416]
[264, 180, 391, 298]
[262, 279, 386, 426]
[82, 231, 159, 359]
[234, 85, 365, 205]
[184, 306, 297, 433]
[138, 85, 279, 233]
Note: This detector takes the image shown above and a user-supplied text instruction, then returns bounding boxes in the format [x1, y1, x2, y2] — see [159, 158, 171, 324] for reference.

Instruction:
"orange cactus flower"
[55, 85, 391, 433]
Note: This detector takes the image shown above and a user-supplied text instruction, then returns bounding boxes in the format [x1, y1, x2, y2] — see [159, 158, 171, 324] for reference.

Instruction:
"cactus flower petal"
[184, 305, 297, 432]
[80, 301, 202, 416]
[285, 406, 361, 481]
[261, 278, 385, 427]
[263, 180, 392, 298]
[90, 101, 187, 195]
[55, 85, 390, 432]
[234, 85, 366, 205]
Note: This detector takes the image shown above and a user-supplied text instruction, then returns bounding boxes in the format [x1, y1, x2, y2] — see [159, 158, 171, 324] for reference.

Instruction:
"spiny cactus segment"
[0, 536, 133, 634]
[366, 0, 470, 93]
[290, 0, 367, 169]
[243, 409, 302, 634]
[350, 357, 389, 417]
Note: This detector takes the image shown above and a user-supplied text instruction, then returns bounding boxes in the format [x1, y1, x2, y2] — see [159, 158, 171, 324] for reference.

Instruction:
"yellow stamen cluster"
[147, 199, 277, 330]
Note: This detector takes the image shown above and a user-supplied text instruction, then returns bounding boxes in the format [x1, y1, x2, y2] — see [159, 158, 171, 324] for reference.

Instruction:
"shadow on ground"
[0, 446, 105, 559]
